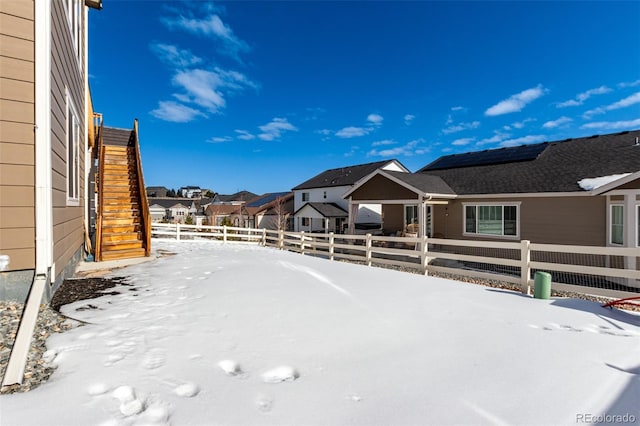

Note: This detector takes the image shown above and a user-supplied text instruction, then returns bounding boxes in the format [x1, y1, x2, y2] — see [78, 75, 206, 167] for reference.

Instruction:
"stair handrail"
[133, 119, 151, 256]
[95, 119, 105, 261]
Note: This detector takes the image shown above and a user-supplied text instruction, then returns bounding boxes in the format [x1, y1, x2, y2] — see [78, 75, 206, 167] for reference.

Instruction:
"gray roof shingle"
[418, 130, 640, 194]
[102, 127, 134, 147]
[292, 160, 404, 190]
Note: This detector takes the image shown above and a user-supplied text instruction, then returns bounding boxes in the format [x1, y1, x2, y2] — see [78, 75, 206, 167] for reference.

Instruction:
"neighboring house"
[147, 198, 194, 223]
[0, 0, 101, 302]
[245, 192, 294, 230]
[146, 186, 168, 198]
[180, 186, 202, 198]
[344, 131, 640, 251]
[292, 160, 409, 233]
[213, 190, 258, 205]
[205, 203, 244, 227]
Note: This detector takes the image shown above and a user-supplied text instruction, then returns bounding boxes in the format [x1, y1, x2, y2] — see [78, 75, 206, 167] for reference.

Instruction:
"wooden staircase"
[95, 121, 151, 261]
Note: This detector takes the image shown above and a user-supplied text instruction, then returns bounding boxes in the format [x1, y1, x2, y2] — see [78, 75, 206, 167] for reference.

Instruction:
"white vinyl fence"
[152, 223, 640, 299]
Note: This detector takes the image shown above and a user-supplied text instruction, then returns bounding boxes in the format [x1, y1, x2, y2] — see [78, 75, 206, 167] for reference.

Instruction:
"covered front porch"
[294, 202, 348, 233]
[343, 170, 457, 237]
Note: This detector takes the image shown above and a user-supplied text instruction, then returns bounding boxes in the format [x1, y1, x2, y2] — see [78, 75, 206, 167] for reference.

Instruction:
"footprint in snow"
[87, 383, 110, 396]
[174, 382, 200, 398]
[218, 360, 243, 376]
[255, 395, 273, 412]
[142, 348, 166, 370]
[261, 366, 299, 383]
[112, 385, 145, 417]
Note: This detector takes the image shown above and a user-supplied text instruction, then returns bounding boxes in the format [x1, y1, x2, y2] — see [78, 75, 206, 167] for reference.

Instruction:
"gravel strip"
[0, 303, 74, 394]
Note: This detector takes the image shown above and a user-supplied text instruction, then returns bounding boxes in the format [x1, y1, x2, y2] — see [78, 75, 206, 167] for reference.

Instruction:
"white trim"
[462, 202, 521, 240]
[35, 0, 53, 276]
[65, 88, 80, 205]
[592, 170, 640, 195]
[460, 191, 590, 199]
[636, 204, 640, 248]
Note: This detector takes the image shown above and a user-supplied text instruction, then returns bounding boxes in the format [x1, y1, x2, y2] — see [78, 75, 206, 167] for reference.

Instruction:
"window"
[405, 205, 418, 226]
[464, 204, 518, 237]
[637, 205, 640, 247]
[66, 92, 80, 203]
[323, 191, 327, 199]
[302, 192, 309, 202]
[66, 0, 83, 62]
[610, 205, 623, 245]
[301, 217, 310, 226]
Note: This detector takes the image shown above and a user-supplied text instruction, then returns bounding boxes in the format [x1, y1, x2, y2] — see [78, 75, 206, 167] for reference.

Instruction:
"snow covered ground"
[2, 240, 639, 426]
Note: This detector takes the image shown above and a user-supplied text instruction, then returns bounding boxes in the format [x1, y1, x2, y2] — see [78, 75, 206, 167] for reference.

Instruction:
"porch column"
[348, 199, 358, 234]
[325, 217, 329, 233]
[418, 201, 427, 237]
[624, 193, 639, 289]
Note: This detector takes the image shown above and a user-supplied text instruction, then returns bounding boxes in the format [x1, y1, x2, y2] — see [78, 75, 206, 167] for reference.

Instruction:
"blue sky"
[89, 1, 640, 195]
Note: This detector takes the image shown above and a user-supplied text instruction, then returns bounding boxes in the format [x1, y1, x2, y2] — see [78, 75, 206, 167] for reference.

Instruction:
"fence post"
[421, 236, 429, 275]
[176, 223, 181, 241]
[300, 231, 306, 255]
[366, 234, 372, 267]
[279, 229, 284, 250]
[328, 232, 335, 261]
[262, 228, 267, 246]
[521, 240, 531, 295]
[223, 225, 227, 243]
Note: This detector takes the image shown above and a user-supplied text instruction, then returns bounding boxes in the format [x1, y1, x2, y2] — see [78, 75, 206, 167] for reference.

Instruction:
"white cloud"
[404, 114, 415, 125]
[452, 137, 474, 146]
[485, 85, 546, 116]
[368, 139, 426, 157]
[335, 126, 372, 138]
[557, 86, 612, 108]
[367, 114, 384, 126]
[150, 43, 203, 68]
[510, 118, 535, 129]
[499, 135, 547, 147]
[451, 106, 466, 112]
[476, 131, 511, 146]
[258, 118, 298, 141]
[442, 121, 480, 134]
[618, 79, 640, 88]
[316, 129, 332, 136]
[171, 68, 256, 114]
[208, 136, 233, 143]
[234, 130, 255, 140]
[371, 139, 395, 147]
[580, 118, 640, 130]
[583, 92, 640, 118]
[542, 116, 573, 129]
[163, 13, 249, 61]
[150, 101, 205, 123]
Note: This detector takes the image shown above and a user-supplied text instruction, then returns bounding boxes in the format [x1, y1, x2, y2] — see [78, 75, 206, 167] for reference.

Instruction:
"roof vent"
[635, 137, 639, 146]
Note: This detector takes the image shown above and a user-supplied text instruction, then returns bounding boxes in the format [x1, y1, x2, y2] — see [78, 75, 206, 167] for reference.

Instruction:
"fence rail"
[151, 223, 640, 299]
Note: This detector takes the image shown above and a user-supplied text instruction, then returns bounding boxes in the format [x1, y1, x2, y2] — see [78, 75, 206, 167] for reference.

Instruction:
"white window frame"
[637, 205, 640, 247]
[65, 0, 83, 63]
[302, 192, 309, 202]
[66, 90, 80, 205]
[463, 202, 520, 239]
[609, 204, 624, 246]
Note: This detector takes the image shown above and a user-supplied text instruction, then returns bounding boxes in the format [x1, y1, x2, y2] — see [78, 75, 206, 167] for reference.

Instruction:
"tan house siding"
[0, 1, 35, 271]
[433, 196, 607, 246]
[616, 178, 640, 191]
[50, 0, 86, 278]
[349, 174, 418, 200]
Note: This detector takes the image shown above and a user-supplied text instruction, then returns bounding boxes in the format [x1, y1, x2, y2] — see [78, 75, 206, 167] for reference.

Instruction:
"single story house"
[244, 192, 294, 230]
[344, 130, 640, 251]
[292, 159, 409, 233]
[148, 198, 196, 223]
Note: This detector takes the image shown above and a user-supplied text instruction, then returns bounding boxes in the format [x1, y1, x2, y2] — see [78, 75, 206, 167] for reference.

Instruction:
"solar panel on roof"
[246, 192, 289, 207]
[423, 142, 549, 171]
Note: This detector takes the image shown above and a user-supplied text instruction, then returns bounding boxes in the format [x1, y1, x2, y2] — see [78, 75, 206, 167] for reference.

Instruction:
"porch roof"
[344, 169, 456, 201]
[294, 202, 348, 218]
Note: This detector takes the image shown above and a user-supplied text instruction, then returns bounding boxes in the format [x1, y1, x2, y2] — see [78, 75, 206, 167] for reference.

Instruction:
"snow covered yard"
[2, 240, 639, 426]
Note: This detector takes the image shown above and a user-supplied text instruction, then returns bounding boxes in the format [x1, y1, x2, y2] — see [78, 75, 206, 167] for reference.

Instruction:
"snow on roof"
[577, 173, 631, 191]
